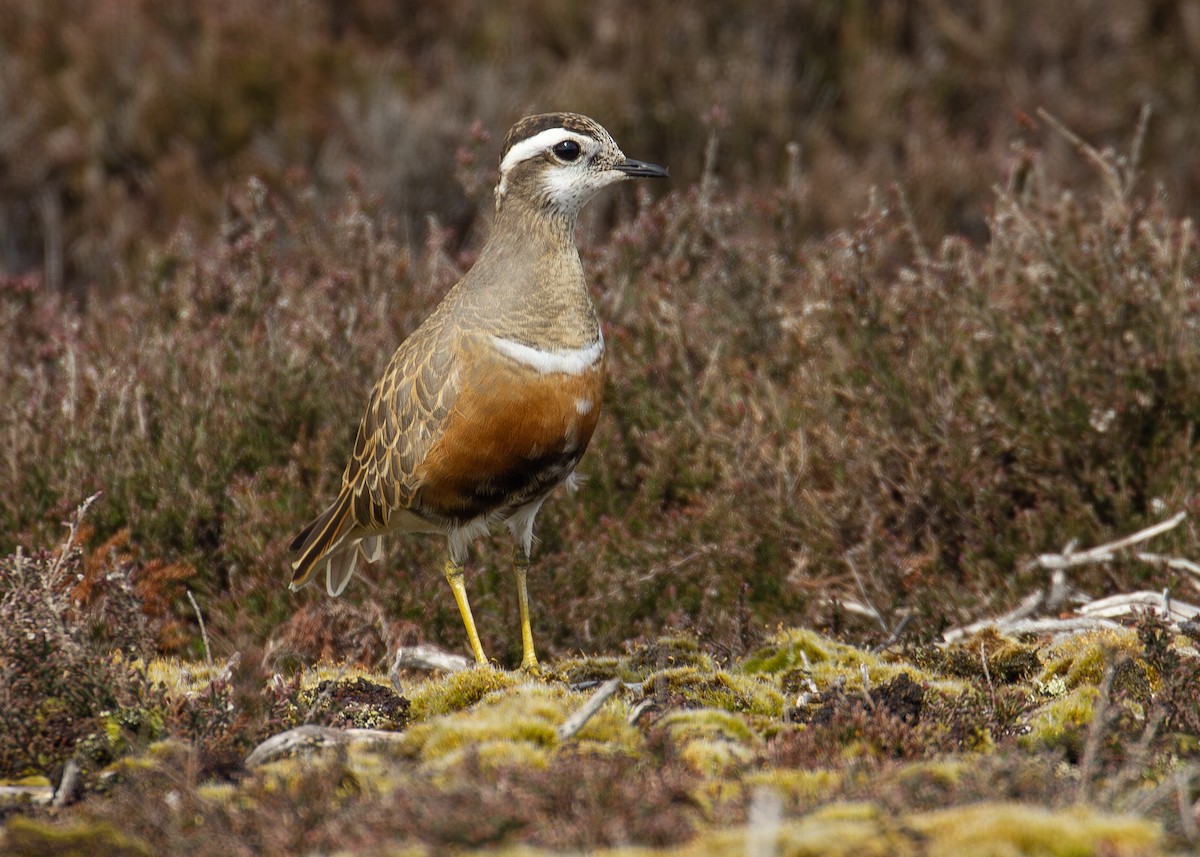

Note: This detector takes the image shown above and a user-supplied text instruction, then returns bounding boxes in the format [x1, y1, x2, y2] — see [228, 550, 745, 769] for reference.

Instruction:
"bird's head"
[495, 113, 668, 219]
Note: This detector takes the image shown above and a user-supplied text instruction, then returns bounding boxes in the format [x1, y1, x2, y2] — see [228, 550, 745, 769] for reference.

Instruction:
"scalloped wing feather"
[290, 313, 458, 586]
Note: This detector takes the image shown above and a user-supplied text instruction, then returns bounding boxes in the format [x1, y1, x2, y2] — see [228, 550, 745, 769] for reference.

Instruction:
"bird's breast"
[415, 335, 605, 520]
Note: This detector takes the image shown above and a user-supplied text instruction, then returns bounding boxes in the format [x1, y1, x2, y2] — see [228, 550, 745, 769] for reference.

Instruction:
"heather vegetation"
[3, 2, 1200, 854]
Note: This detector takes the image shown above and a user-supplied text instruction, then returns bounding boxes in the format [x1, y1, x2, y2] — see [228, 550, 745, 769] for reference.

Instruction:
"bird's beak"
[614, 157, 669, 178]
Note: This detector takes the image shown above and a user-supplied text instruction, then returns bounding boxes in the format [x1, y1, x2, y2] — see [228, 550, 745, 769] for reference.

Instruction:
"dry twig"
[943, 570, 1074, 643]
[390, 643, 471, 676]
[1035, 512, 1186, 571]
[947, 513, 1197, 643]
[52, 759, 81, 808]
[245, 724, 407, 767]
[557, 677, 621, 742]
[1078, 591, 1200, 624]
[186, 590, 213, 668]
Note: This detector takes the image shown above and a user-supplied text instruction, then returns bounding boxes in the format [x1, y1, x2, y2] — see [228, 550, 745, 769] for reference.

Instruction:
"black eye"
[552, 140, 582, 162]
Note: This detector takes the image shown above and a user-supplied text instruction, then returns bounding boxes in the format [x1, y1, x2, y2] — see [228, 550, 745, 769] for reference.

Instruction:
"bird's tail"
[289, 494, 355, 593]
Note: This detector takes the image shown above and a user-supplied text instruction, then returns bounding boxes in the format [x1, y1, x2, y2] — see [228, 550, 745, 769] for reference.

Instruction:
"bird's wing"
[341, 310, 459, 530]
[288, 309, 458, 591]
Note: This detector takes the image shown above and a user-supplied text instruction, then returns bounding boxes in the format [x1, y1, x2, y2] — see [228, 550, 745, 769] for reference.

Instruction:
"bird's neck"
[456, 197, 600, 350]
[491, 192, 580, 252]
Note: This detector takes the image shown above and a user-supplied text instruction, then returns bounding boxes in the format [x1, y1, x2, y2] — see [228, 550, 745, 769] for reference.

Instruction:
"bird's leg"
[443, 555, 488, 666]
[512, 545, 539, 673]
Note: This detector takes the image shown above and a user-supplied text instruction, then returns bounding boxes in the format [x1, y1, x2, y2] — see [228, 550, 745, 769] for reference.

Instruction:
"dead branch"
[186, 590, 214, 668]
[1035, 511, 1186, 571]
[1001, 617, 1123, 637]
[1078, 591, 1200, 624]
[946, 512, 1198, 642]
[390, 643, 471, 676]
[557, 677, 621, 742]
[1135, 551, 1200, 579]
[51, 759, 81, 808]
[0, 784, 53, 805]
[942, 570, 1075, 643]
[245, 724, 407, 767]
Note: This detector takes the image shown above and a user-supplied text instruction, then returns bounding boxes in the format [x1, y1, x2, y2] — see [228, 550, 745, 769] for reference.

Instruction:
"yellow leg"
[512, 546, 539, 673]
[444, 556, 488, 666]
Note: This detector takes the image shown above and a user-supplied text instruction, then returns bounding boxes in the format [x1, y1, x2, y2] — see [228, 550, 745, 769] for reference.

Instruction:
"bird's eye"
[552, 140, 582, 162]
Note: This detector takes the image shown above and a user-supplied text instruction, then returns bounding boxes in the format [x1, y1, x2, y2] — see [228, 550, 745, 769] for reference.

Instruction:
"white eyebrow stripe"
[499, 128, 591, 174]
[490, 334, 604, 375]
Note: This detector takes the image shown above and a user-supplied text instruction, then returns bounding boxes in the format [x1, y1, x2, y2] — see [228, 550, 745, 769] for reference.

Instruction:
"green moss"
[145, 737, 193, 761]
[406, 686, 561, 765]
[744, 767, 843, 802]
[614, 800, 1161, 857]
[742, 628, 947, 697]
[985, 643, 1042, 684]
[435, 738, 555, 772]
[413, 709, 557, 763]
[143, 657, 226, 696]
[811, 653, 935, 694]
[648, 667, 783, 717]
[1021, 685, 1098, 753]
[910, 801, 1161, 856]
[892, 758, 969, 788]
[2, 816, 153, 857]
[555, 655, 634, 685]
[196, 781, 238, 802]
[660, 709, 758, 777]
[628, 633, 715, 674]
[99, 738, 195, 785]
[741, 627, 852, 674]
[680, 737, 756, 776]
[569, 702, 642, 750]
[931, 631, 1042, 684]
[401, 680, 645, 773]
[660, 708, 756, 744]
[1039, 629, 1151, 691]
[298, 663, 391, 689]
[407, 666, 520, 721]
[740, 801, 909, 857]
[252, 738, 408, 796]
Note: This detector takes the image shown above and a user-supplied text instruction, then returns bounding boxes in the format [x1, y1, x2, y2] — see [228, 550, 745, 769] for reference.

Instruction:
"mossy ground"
[4, 626, 1197, 855]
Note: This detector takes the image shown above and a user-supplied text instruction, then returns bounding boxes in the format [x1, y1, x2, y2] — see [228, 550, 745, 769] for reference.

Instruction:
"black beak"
[614, 157, 669, 178]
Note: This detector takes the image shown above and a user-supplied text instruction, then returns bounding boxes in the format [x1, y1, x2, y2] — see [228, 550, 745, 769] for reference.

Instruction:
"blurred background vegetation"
[2, 0, 1199, 667]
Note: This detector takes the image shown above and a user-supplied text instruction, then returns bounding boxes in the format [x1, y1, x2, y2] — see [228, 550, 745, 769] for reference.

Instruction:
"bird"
[288, 112, 668, 671]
